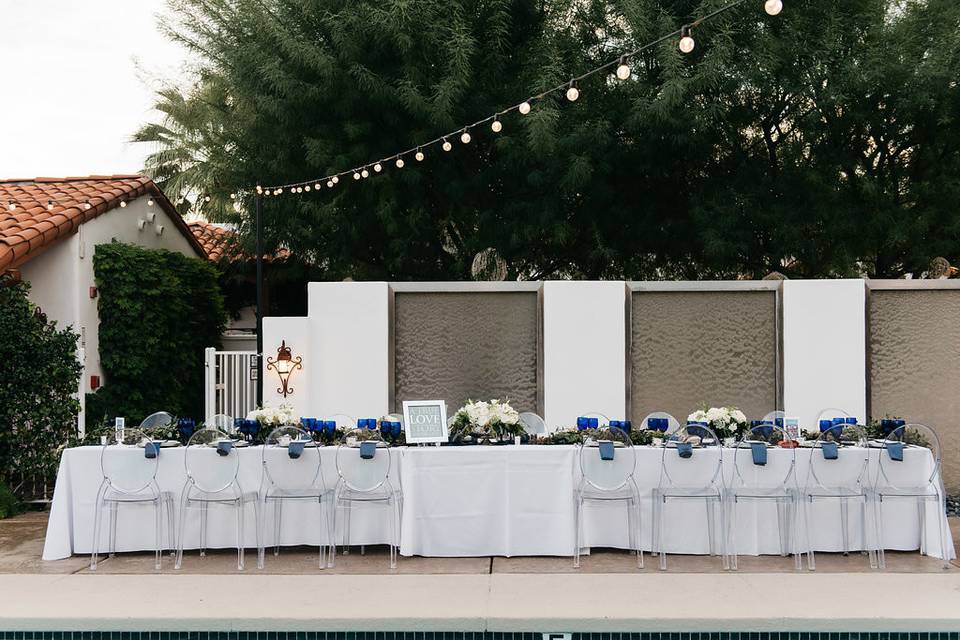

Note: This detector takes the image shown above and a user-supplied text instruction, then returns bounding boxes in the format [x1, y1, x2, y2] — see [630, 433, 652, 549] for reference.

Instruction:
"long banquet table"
[42, 443, 954, 561]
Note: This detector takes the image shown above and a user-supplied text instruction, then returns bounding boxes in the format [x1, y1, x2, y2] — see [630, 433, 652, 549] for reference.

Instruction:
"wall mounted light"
[266, 340, 302, 397]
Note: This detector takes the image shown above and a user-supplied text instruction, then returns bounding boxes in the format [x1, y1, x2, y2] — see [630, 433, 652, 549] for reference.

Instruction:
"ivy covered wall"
[85, 242, 226, 427]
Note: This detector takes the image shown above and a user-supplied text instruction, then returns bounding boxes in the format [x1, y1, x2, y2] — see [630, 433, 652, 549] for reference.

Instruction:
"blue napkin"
[216, 440, 233, 456]
[598, 441, 615, 461]
[750, 442, 767, 466]
[886, 441, 904, 462]
[821, 441, 838, 460]
[359, 441, 377, 459]
[144, 441, 161, 459]
[288, 440, 306, 459]
[677, 442, 693, 458]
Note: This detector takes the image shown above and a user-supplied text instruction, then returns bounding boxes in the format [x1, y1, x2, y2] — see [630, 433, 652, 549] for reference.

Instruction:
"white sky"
[0, 1, 188, 179]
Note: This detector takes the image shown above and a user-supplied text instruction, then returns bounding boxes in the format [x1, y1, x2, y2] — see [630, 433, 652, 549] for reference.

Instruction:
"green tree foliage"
[86, 243, 227, 426]
[0, 277, 82, 496]
[138, 0, 960, 279]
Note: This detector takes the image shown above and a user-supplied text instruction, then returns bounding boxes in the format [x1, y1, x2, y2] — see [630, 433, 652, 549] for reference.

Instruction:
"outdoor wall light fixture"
[266, 340, 302, 397]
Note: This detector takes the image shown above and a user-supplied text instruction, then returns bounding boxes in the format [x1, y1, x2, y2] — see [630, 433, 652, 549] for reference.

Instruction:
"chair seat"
[577, 484, 638, 501]
[336, 486, 396, 502]
[264, 488, 331, 500]
[728, 486, 796, 500]
[803, 486, 868, 499]
[876, 486, 939, 499]
[103, 490, 170, 503]
[657, 486, 722, 499]
[186, 489, 258, 504]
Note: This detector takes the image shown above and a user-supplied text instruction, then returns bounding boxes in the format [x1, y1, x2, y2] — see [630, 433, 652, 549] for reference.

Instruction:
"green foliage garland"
[85, 242, 226, 426]
[0, 277, 82, 497]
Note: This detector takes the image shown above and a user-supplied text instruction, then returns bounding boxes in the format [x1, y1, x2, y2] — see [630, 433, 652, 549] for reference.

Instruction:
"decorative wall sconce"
[266, 340, 302, 397]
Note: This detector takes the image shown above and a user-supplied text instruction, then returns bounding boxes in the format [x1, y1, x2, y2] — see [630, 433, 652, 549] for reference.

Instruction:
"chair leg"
[874, 494, 886, 570]
[274, 498, 283, 556]
[658, 497, 667, 571]
[626, 497, 642, 569]
[937, 493, 950, 570]
[705, 497, 716, 557]
[166, 496, 176, 557]
[343, 501, 352, 555]
[89, 484, 108, 571]
[174, 491, 189, 570]
[862, 498, 876, 569]
[776, 499, 788, 557]
[108, 500, 118, 558]
[257, 497, 265, 570]
[728, 497, 738, 571]
[718, 497, 729, 571]
[388, 498, 398, 570]
[917, 498, 927, 556]
[237, 499, 245, 571]
[803, 496, 815, 571]
[200, 502, 208, 557]
[573, 496, 582, 568]
[154, 498, 163, 571]
[791, 497, 802, 571]
[839, 497, 850, 556]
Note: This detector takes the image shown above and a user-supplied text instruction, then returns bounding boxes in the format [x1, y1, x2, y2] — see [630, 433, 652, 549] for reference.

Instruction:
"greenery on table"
[449, 400, 525, 444]
[0, 277, 83, 501]
[85, 243, 226, 428]
[138, 0, 960, 281]
[544, 427, 662, 446]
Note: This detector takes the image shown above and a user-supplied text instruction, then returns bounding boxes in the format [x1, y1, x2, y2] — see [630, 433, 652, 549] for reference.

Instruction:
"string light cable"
[237, 0, 776, 203]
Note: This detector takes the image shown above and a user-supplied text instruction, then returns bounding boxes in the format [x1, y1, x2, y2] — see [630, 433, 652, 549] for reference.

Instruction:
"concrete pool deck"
[2, 513, 960, 632]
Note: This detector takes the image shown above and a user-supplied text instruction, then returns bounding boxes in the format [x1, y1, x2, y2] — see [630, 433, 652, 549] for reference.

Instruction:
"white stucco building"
[0, 175, 208, 428]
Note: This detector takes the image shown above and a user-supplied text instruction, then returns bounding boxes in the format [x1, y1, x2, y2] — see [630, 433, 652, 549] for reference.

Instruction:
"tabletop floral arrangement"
[687, 405, 748, 439]
[449, 399, 525, 443]
[247, 402, 296, 427]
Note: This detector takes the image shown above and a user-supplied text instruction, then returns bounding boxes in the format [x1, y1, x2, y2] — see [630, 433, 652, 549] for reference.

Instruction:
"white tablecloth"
[43, 443, 954, 560]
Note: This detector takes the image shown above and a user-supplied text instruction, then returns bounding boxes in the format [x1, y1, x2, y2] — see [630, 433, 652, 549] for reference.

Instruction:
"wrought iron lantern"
[265, 340, 302, 397]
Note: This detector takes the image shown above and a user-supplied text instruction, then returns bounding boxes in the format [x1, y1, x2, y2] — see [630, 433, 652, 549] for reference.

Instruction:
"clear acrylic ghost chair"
[175, 427, 259, 570]
[872, 423, 952, 569]
[519, 412, 547, 437]
[725, 424, 801, 570]
[800, 421, 876, 570]
[330, 428, 401, 569]
[210, 414, 236, 434]
[652, 423, 727, 570]
[574, 426, 643, 569]
[641, 412, 681, 438]
[90, 428, 174, 570]
[258, 426, 332, 569]
[324, 413, 357, 430]
[140, 411, 175, 430]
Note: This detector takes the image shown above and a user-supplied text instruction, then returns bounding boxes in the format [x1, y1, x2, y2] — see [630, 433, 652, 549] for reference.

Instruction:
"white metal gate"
[204, 348, 258, 423]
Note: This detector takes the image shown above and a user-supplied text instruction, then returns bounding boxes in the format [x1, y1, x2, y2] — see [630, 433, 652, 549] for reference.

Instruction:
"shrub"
[0, 277, 82, 497]
[85, 242, 226, 426]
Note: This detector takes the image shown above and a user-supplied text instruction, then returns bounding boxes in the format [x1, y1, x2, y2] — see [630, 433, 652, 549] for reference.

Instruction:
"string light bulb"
[46, 200, 54, 211]
[353, 172, 361, 180]
[415, 148, 425, 161]
[374, 162, 382, 173]
[491, 116, 502, 133]
[327, 180, 334, 188]
[396, 157, 405, 168]
[315, 183, 322, 190]
[6, 202, 14, 212]
[230, 193, 236, 199]
[764, 0, 782, 15]
[460, 128, 471, 144]
[361, 168, 369, 178]
[616, 56, 631, 80]
[332, 176, 339, 184]
[304, 185, 311, 192]
[519, 101, 531, 115]
[119, 200, 127, 208]
[277, 188, 284, 194]
[84, 201, 92, 210]
[148, 198, 155, 206]
[566, 81, 580, 102]
[256, 185, 263, 194]
[442, 138, 452, 152]
[204, 194, 212, 201]
[679, 26, 695, 53]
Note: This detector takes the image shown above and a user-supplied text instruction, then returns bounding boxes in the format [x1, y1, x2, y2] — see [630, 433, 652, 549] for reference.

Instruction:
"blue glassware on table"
[577, 416, 589, 431]
[587, 417, 599, 429]
[757, 420, 774, 439]
[844, 417, 857, 425]
[687, 420, 709, 439]
[177, 417, 195, 441]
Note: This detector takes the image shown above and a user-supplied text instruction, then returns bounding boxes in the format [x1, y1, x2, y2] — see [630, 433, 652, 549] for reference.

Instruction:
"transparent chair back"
[806, 422, 869, 491]
[262, 426, 322, 492]
[519, 412, 547, 436]
[641, 411, 681, 435]
[581, 411, 610, 424]
[658, 423, 723, 489]
[140, 411, 175, 429]
[101, 428, 160, 494]
[210, 414, 236, 434]
[731, 424, 795, 490]
[578, 426, 636, 491]
[336, 429, 392, 492]
[324, 413, 357, 430]
[876, 423, 942, 491]
[184, 427, 241, 493]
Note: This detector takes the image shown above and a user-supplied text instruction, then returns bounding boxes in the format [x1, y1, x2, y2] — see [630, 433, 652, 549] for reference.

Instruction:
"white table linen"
[43, 443, 954, 561]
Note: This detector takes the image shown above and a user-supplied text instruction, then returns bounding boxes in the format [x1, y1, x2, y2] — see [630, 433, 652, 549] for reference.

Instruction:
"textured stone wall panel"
[394, 292, 538, 413]
[631, 291, 778, 424]
[870, 289, 960, 492]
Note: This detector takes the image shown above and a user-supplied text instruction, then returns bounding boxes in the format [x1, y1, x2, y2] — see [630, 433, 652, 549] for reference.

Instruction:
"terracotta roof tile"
[0, 175, 206, 272]
[188, 220, 291, 263]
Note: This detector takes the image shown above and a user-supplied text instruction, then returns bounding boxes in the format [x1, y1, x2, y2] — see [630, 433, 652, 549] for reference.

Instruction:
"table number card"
[402, 400, 449, 444]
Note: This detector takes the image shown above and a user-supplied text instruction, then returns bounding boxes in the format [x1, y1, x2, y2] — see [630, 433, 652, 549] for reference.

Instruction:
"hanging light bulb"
[256, 185, 263, 194]
[327, 180, 334, 188]
[566, 81, 580, 102]
[764, 0, 782, 15]
[396, 157, 405, 168]
[332, 176, 339, 184]
[491, 116, 502, 133]
[460, 128, 471, 144]
[519, 101, 531, 115]
[616, 56, 631, 80]
[442, 138, 452, 152]
[374, 162, 382, 172]
[304, 185, 311, 192]
[277, 188, 284, 194]
[274, 189, 281, 195]
[361, 168, 369, 178]
[83, 201, 92, 210]
[119, 200, 127, 208]
[6, 201, 15, 212]
[315, 183, 322, 190]
[230, 193, 236, 199]
[679, 26, 695, 53]
[46, 200, 54, 211]
[353, 172, 361, 180]
[415, 148, 425, 161]
[204, 194, 212, 202]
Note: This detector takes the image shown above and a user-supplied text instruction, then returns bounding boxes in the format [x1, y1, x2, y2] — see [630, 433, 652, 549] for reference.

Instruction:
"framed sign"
[402, 400, 448, 444]
[784, 417, 800, 440]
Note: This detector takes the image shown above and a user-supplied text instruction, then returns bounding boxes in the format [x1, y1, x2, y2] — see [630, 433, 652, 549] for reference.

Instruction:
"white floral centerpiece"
[687, 405, 748, 439]
[450, 399, 525, 443]
[246, 402, 296, 428]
